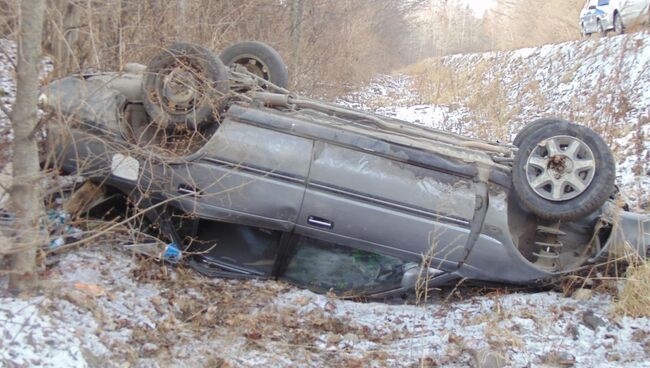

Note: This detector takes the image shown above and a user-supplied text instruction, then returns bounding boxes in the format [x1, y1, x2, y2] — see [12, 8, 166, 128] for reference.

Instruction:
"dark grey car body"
[43, 72, 650, 297]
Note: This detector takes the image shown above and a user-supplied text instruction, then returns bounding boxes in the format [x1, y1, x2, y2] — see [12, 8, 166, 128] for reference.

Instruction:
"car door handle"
[307, 216, 333, 229]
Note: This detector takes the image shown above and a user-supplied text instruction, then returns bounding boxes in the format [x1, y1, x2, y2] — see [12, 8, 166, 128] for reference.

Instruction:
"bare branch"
[0, 103, 12, 121]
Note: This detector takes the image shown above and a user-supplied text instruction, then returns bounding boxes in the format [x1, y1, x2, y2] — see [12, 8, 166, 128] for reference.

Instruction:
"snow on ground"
[339, 32, 650, 210]
[2, 248, 650, 367]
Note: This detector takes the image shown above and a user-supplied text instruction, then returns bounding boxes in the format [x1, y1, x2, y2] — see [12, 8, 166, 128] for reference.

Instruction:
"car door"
[167, 119, 313, 232]
[597, 0, 614, 28]
[165, 118, 313, 278]
[293, 140, 479, 271]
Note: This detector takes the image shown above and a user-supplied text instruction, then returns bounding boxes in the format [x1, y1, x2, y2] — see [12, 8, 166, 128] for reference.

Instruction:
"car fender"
[596, 202, 650, 261]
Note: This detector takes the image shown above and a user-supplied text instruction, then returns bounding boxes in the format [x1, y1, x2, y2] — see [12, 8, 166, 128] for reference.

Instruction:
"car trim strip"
[307, 181, 470, 227]
[199, 157, 306, 184]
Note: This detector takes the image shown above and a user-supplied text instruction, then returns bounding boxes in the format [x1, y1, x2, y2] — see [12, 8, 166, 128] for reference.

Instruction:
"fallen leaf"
[245, 331, 262, 340]
[324, 301, 337, 313]
[74, 282, 106, 297]
[295, 296, 310, 306]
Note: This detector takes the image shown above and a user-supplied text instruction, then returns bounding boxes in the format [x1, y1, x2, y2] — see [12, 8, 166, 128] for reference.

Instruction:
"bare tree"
[49, 0, 82, 77]
[38, 0, 421, 96]
[289, 0, 304, 84]
[485, 0, 583, 50]
[8, 0, 45, 292]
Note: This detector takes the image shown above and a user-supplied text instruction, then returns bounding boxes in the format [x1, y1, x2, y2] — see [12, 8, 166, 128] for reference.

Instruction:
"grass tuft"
[612, 260, 650, 318]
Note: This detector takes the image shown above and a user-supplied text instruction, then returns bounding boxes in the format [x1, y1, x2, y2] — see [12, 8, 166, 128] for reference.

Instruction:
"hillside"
[341, 31, 650, 210]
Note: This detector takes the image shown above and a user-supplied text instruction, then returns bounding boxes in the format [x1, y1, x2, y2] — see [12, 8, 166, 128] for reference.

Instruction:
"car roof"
[218, 104, 512, 186]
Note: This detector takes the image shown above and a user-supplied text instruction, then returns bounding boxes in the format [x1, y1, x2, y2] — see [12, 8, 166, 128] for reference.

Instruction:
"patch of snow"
[0, 298, 88, 367]
[0, 38, 53, 143]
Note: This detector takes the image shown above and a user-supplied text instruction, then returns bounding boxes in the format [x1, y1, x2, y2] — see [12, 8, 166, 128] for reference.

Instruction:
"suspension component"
[533, 224, 565, 271]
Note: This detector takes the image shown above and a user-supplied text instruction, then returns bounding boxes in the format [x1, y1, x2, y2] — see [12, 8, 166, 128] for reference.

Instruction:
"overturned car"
[42, 42, 650, 298]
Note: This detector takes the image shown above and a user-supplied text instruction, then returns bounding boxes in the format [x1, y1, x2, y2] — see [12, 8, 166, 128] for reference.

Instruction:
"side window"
[282, 236, 406, 296]
[598, 0, 609, 6]
[179, 216, 281, 275]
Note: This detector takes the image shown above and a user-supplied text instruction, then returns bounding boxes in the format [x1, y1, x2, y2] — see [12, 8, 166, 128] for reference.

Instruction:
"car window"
[182, 218, 281, 275]
[282, 236, 406, 296]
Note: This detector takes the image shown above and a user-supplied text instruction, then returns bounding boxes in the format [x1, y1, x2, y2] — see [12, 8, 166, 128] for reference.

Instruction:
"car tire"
[220, 41, 289, 89]
[142, 43, 229, 129]
[613, 12, 624, 35]
[581, 23, 591, 38]
[513, 118, 560, 147]
[512, 121, 615, 221]
[597, 19, 607, 37]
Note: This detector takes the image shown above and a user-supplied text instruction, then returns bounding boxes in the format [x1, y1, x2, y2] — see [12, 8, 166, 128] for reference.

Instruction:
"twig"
[184, 307, 208, 323]
[0, 46, 16, 71]
[28, 112, 52, 140]
[0, 103, 12, 121]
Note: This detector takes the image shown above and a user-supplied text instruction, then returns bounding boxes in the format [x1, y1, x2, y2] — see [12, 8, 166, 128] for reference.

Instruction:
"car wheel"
[512, 121, 615, 221]
[220, 41, 289, 89]
[597, 19, 607, 37]
[142, 43, 229, 129]
[581, 23, 591, 38]
[613, 12, 624, 34]
[513, 118, 561, 147]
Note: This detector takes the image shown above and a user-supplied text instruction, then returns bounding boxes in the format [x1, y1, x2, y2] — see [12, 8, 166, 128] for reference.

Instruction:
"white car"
[580, 0, 650, 36]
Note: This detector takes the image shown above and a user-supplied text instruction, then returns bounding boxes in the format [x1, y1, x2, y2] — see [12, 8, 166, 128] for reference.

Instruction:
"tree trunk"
[52, 0, 81, 77]
[289, 0, 304, 86]
[176, 0, 187, 40]
[8, 0, 46, 292]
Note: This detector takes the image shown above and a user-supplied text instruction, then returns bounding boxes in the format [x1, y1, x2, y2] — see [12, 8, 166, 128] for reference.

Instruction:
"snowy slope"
[340, 32, 650, 210]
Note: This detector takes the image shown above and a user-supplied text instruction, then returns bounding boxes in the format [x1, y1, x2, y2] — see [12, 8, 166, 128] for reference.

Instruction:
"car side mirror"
[400, 263, 444, 289]
[589, 5, 597, 9]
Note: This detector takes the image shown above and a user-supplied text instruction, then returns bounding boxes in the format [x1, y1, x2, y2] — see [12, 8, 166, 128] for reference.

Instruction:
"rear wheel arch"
[613, 10, 625, 34]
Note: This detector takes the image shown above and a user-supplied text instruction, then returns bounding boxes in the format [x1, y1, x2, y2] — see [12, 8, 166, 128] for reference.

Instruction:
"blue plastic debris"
[47, 209, 83, 249]
[50, 237, 65, 249]
[1, 208, 82, 249]
[163, 242, 182, 263]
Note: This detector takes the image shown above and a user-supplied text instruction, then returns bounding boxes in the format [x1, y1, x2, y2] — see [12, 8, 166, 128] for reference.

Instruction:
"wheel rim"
[525, 135, 596, 202]
[162, 67, 198, 108]
[233, 55, 270, 81]
[153, 58, 207, 116]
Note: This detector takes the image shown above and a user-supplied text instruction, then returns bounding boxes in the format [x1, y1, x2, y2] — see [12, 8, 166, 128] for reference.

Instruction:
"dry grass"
[612, 260, 650, 318]
[400, 56, 516, 142]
